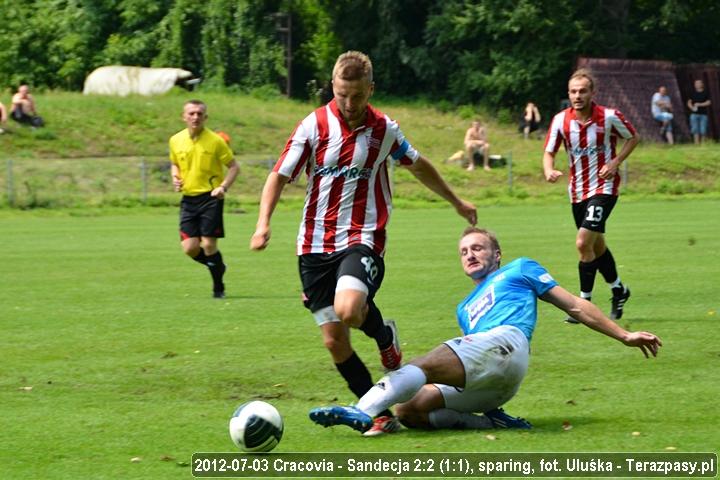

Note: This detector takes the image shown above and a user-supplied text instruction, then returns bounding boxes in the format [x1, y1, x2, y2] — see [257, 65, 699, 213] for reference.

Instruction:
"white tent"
[83, 66, 196, 96]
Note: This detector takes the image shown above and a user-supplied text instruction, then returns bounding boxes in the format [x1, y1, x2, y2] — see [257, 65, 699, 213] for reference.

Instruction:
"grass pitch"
[1, 199, 718, 479]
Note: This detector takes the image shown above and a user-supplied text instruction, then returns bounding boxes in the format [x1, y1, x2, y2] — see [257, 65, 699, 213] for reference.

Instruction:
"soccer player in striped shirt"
[543, 69, 639, 323]
[250, 51, 476, 435]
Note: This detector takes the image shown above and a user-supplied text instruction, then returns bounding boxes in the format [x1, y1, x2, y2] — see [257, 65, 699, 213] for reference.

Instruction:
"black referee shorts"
[179, 192, 224, 240]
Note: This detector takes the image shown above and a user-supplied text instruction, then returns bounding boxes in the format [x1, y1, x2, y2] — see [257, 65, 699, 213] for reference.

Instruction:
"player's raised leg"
[334, 247, 402, 371]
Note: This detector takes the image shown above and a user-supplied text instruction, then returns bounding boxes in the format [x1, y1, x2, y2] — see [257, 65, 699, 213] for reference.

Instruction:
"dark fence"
[576, 57, 693, 143]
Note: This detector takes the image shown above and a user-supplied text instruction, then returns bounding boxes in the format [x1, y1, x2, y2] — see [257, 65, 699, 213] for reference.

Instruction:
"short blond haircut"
[332, 51, 373, 82]
[569, 68, 596, 91]
[461, 226, 501, 253]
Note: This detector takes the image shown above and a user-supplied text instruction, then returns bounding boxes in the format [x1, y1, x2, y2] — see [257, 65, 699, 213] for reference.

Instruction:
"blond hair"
[569, 68, 596, 91]
[332, 51, 373, 82]
[461, 226, 501, 253]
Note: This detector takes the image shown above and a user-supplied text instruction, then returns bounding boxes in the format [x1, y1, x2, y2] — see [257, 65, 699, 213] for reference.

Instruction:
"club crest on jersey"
[466, 286, 495, 330]
[367, 136, 381, 151]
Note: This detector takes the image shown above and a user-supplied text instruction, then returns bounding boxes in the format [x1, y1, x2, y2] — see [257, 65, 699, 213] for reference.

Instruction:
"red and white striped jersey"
[274, 99, 420, 256]
[544, 103, 636, 203]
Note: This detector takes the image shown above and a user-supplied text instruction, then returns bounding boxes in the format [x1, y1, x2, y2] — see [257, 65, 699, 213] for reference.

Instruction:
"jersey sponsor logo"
[467, 286, 495, 331]
[313, 164, 372, 179]
[492, 273, 506, 283]
[571, 145, 599, 158]
[539, 273, 554, 283]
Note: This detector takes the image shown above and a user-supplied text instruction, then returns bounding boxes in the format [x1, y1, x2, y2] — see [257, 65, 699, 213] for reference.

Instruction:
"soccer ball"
[229, 401, 283, 452]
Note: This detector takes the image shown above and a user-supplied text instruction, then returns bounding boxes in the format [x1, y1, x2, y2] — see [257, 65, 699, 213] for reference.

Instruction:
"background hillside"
[0, 89, 718, 209]
[2, 0, 719, 114]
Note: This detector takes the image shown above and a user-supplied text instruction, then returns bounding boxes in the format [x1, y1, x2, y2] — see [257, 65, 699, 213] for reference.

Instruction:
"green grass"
[1, 200, 718, 479]
[0, 90, 718, 209]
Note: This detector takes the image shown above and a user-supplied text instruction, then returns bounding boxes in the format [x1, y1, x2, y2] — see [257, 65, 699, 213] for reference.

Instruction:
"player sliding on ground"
[310, 227, 662, 433]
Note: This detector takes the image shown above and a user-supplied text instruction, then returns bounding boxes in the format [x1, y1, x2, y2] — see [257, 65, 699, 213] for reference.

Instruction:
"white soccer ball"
[229, 401, 283, 452]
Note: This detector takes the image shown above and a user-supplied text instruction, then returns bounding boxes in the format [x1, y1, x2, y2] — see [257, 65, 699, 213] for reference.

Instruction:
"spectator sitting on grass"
[0, 100, 7, 133]
[464, 120, 491, 172]
[11, 85, 44, 127]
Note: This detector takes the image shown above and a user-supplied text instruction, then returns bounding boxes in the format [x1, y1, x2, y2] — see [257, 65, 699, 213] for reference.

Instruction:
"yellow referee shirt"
[169, 128, 234, 196]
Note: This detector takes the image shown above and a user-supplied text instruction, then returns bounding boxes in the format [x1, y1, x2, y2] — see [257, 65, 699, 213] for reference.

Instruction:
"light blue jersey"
[456, 258, 558, 341]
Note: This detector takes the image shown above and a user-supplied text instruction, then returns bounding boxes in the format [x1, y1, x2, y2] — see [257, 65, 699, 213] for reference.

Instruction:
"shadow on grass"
[219, 294, 298, 300]
[392, 415, 604, 438]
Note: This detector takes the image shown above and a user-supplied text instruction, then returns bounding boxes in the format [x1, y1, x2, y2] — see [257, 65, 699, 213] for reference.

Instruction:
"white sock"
[580, 291, 592, 300]
[429, 408, 494, 429]
[356, 364, 426, 417]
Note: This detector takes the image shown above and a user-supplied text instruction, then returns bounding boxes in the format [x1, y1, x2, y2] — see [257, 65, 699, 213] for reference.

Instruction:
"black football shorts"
[572, 194, 617, 233]
[179, 192, 224, 239]
[298, 244, 385, 312]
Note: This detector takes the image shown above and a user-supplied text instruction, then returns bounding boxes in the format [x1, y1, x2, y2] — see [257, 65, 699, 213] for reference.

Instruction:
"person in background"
[169, 100, 239, 298]
[0, 101, 7, 133]
[687, 79, 711, 144]
[11, 85, 44, 127]
[464, 120, 491, 171]
[651, 86, 674, 144]
[544, 69, 638, 324]
[521, 102, 541, 139]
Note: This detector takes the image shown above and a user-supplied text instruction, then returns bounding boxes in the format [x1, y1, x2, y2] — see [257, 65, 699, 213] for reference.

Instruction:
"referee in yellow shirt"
[170, 100, 239, 298]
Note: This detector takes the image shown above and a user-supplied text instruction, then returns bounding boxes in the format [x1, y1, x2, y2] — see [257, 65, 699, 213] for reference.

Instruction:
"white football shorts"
[435, 324, 529, 413]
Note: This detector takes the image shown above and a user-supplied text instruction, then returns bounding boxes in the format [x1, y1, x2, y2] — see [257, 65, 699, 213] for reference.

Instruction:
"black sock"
[578, 259, 598, 296]
[335, 352, 374, 399]
[596, 248, 621, 286]
[359, 301, 392, 350]
[205, 251, 225, 291]
[192, 250, 208, 265]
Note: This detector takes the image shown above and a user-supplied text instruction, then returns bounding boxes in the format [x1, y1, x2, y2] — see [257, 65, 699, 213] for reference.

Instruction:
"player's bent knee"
[334, 280, 368, 327]
[182, 245, 200, 257]
[333, 303, 362, 325]
[575, 237, 593, 254]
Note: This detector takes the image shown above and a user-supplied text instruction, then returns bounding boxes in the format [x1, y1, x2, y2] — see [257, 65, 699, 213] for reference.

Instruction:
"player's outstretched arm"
[250, 171, 289, 250]
[541, 285, 662, 358]
[405, 156, 477, 225]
